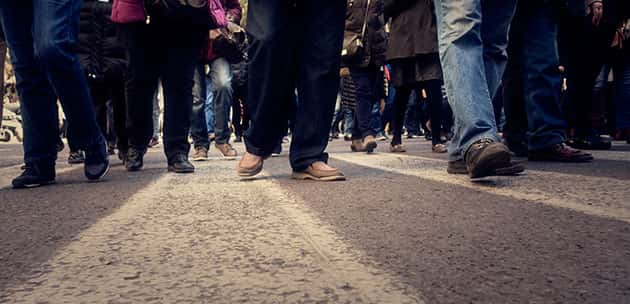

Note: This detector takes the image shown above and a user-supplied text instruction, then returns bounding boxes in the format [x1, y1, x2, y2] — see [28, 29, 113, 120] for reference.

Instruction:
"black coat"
[384, 0, 439, 60]
[78, 0, 126, 81]
[343, 0, 388, 68]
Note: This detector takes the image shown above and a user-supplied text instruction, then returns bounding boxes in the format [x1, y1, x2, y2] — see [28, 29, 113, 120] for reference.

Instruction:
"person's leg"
[160, 46, 199, 164]
[501, 6, 528, 154]
[123, 24, 161, 153]
[210, 57, 234, 145]
[89, 80, 109, 141]
[436, 0, 524, 177]
[32, 0, 105, 152]
[519, 2, 566, 151]
[190, 63, 209, 149]
[290, 0, 345, 171]
[204, 75, 215, 137]
[243, 0, 294, 158]
[152, 86, 161, 141]
[391, 86, 412, 146]
[349, 66, 377, 140]
[0, 2, 60, 172]
[109, 76, 128, 154]
[424, 79, 444, 146]
[434, 0, 517, 161]
[614, 52, 630, 136]
[0, 37, 5, 129]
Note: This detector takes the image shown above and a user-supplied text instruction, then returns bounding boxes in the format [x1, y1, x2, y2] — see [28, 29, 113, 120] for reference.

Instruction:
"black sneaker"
[68, 150, 85, 164]
[125, 147, 145, 172]
[84, 143, 110, 181]
[167, 154, 195, 173]
[464, 138, 525, 178]
[12, 163, 56, 189]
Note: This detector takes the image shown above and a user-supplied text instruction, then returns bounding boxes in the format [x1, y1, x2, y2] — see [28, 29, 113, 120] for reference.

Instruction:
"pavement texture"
[1, 138, 630, 304]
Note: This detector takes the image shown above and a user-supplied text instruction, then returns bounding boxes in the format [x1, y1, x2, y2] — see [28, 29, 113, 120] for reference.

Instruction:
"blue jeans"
[503, 1, 566, 151]
[435, 0, 517, 161]
[190, 64, 209, 148]
[343, 107, 355, 136]
[206, 57, 233, 144]
[349, 66, 379, 139]
[0, 0, 104, 166]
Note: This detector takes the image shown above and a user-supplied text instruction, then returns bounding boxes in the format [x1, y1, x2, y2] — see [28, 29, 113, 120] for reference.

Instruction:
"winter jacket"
[78, 0, 126, 81]
[343, 0, 387, 68]
[384, 0, 439, 61]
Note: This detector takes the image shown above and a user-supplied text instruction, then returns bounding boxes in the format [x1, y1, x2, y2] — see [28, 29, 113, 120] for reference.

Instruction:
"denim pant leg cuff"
[290, 150, 330, 172]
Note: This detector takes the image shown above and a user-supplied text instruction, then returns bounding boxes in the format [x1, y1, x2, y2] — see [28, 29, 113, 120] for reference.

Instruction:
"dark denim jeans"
[0, 0, 105, 166]
[435, 0, 518, 161]
[503, 1, 566, 151]
[190, 64, 209, 149]
[349, 66, 379, 139]
[614, 53, 630, 130]
[244, 0, 345, 171]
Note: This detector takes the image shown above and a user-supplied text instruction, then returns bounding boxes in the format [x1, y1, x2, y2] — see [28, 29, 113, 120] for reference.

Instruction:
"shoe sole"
[12, 180, 56, 189]
[192, 157, 208, 162]
[167, 167, 195, 173]
[238, 162, 263, 177]
[291, 172, 346, 181]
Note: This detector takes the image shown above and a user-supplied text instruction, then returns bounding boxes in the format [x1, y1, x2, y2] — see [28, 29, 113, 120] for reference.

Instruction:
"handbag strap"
[360, 0, 371, 40]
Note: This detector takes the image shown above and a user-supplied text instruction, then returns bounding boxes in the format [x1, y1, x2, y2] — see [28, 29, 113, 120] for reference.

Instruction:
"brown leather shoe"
[237, 152, 263, 177]
[191, 146, 208, 161]
[292, 162, 346, 181]
[216, 143, 238, 159]
[528, 143, 593, 162]
[464, 139, 525, 178]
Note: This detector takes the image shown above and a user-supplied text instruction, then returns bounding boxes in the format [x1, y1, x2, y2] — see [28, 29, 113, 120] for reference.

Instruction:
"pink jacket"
[111, 0, 241, 25]
[111, 0, 146, 24]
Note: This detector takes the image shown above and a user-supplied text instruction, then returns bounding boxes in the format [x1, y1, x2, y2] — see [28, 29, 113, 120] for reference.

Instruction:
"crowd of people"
[0, 0, 628, 188]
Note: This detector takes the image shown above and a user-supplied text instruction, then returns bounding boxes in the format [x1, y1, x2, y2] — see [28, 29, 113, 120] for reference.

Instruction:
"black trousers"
[91, 76, 128, 152]
[120, 23, 202, 163]
[391, 79, 444, 146]
[244, 0, 345, 171]
[562, 14, 616, 137]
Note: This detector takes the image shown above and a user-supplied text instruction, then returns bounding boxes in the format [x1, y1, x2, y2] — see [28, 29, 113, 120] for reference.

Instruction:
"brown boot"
[237, 152, 263, 177]
[291, 161, 346, 181]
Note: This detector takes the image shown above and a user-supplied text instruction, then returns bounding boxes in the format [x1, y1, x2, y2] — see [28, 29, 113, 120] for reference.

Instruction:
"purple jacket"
[111, 0, 145, 24]
[110, 0, 241, 24]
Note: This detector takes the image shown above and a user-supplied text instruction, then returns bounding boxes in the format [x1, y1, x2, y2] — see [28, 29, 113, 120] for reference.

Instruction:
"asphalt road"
[1, 137, 629, 303]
